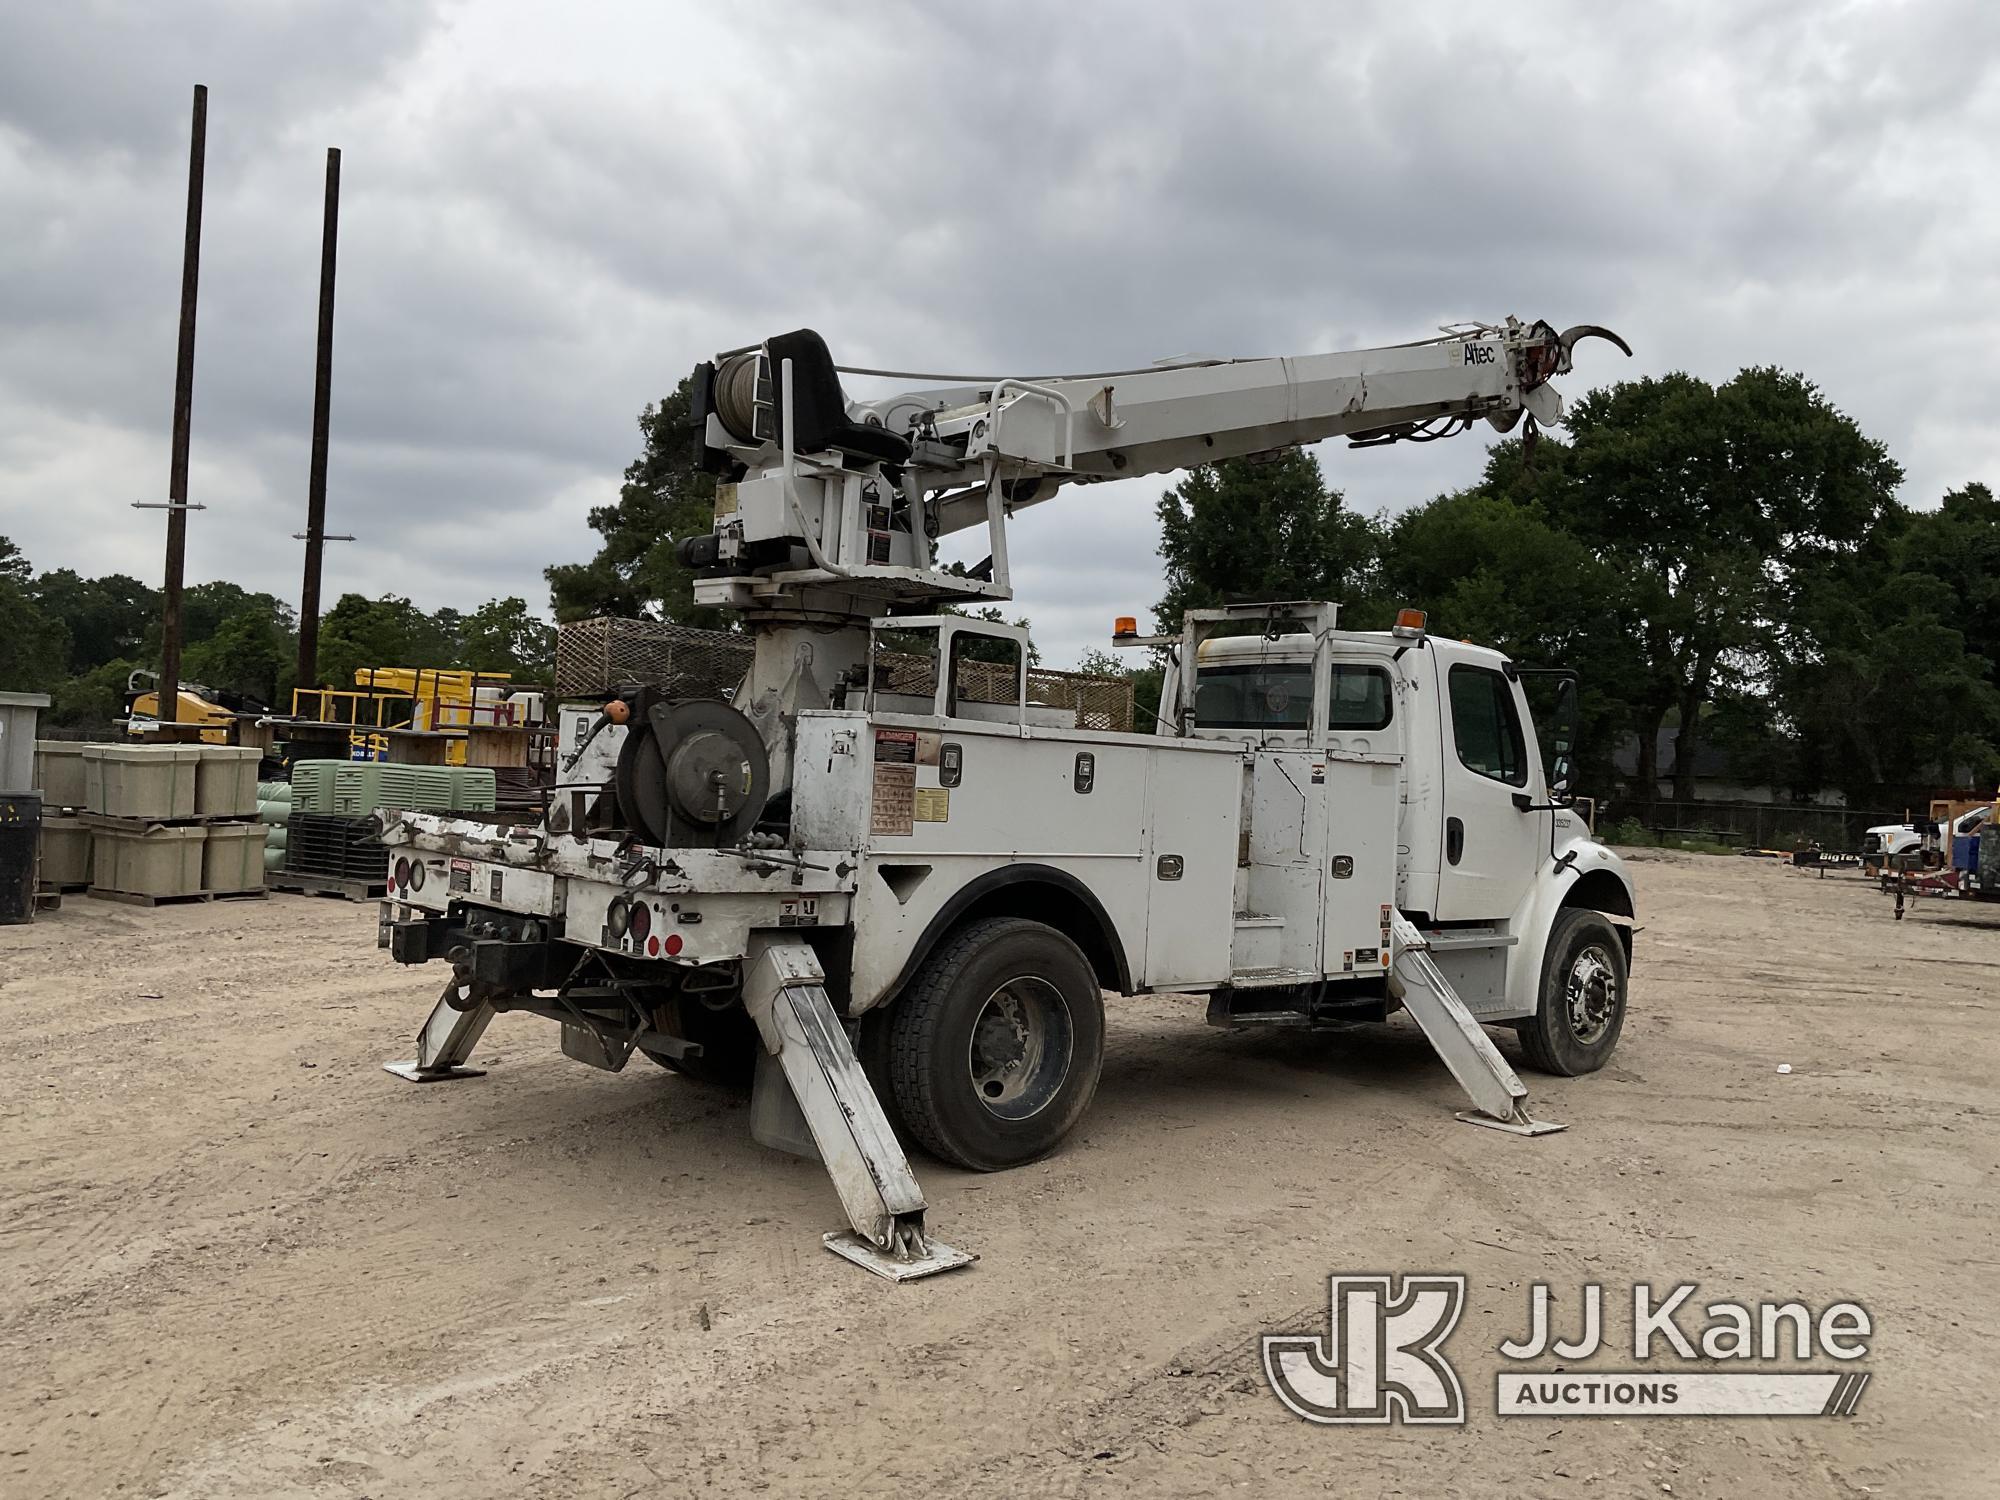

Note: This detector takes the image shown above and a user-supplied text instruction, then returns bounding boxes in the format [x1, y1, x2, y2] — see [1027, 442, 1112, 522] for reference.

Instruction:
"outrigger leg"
[1388, 910, 1564, 1137]
[742, 937, 974, 1281]
[383, 976, 495, 1082]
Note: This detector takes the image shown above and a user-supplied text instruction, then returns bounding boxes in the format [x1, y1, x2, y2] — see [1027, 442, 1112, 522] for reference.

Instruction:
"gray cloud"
[3, 0, 1996, 669]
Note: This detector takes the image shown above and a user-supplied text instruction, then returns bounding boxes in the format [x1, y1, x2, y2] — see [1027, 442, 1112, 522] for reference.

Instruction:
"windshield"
[1193, 662, 1392, 731]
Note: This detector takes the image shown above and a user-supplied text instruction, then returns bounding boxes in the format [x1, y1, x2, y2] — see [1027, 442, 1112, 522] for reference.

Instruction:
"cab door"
[1434, 655, 1541, 922]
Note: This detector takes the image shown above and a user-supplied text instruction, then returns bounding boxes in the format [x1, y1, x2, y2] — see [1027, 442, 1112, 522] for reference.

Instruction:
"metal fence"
[555, 616, 1136, 732]
[1595, 798, 1908, 851]
[555, 617, 755, 702]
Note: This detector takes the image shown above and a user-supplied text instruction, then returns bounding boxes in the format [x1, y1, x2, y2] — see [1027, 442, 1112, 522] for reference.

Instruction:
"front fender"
[1504, 838, 1636, 1018]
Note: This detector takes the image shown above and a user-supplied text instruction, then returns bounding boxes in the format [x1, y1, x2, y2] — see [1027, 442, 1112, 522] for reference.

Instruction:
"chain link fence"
[1595, 797, 1908, 851]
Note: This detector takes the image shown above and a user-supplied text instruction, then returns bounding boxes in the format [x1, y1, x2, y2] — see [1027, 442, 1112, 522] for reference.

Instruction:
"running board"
[742, 938, 974, 1281]
[1387, 910, 1564, 1136]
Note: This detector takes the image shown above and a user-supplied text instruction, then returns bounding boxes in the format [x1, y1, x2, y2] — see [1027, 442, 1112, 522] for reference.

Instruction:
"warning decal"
[914, 787, 950, 823]
[872, 763, 916, 836]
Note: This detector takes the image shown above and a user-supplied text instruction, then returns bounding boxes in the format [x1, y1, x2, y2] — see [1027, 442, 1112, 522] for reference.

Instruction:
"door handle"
[1446, 817, 1464, 865]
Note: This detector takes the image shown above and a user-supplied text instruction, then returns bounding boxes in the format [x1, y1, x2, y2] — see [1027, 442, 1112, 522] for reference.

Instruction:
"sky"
[3, 0, 1998, 668]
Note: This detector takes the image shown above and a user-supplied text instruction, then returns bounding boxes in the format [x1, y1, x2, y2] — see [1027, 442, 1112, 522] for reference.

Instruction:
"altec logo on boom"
[1263, 1276, 1873, 1425]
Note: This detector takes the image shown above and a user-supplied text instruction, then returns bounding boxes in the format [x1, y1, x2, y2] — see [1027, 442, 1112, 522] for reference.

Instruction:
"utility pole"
[296, 145, 341, 689]
[155, 83, 207, 726]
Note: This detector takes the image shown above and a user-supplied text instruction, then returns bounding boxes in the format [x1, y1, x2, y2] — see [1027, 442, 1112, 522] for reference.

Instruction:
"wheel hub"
[966, 977, 1071, 1121]
[1566, 945, 1618, 1046]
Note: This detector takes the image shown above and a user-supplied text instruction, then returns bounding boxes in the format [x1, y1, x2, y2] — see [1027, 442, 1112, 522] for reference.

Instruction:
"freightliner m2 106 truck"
[376, 318, 1637, 1277]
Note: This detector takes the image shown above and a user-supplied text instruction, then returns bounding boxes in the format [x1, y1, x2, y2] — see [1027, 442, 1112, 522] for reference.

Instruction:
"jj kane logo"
[1264, 1275, 1872, 1425]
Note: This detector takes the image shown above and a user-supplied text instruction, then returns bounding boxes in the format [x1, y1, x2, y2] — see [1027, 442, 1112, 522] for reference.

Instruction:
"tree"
[1499, 368, 1902, 799]
[1154, 451, 1384, 632]
[1891, 482, 2000, 668]
[0, 575, 69, 695]
[183, 605, 295, 706]
[31, 569, 158, 675]
[47, 657, 140, 731]
[315, 594, 457, 687]
[1379, 490, 1647, 792]
[458, 597, 556, 679]
[1772, 495, 2000, 801]
[546, 381, 732, 629]
[0, 535, 30, 583]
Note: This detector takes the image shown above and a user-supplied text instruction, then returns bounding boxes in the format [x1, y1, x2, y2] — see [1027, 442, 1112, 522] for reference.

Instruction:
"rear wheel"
[1515, 907, 1627, 1076]
[888, 917, 1106, 1171]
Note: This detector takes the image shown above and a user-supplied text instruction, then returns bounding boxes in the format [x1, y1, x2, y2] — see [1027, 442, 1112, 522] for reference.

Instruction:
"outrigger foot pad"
[823, 1230, 977, 1281]
[745, 937, 975, 1281]
[382, 1060, 487, 1083]
[1455, 1108, 1565, 1137]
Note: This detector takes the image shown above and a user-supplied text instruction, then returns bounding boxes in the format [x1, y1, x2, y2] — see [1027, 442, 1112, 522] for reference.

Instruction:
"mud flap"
[743, 938, 974, 1280]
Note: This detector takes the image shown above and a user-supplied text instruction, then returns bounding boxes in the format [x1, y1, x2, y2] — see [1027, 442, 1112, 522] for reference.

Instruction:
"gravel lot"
[3, 851, 1994, 1497]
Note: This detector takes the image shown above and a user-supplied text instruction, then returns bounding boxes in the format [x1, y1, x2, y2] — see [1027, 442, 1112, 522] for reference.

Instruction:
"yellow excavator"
[124, 670, 260, 744]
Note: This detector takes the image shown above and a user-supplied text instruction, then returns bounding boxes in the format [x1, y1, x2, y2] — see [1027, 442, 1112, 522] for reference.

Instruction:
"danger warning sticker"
[872, 763, 916, 836]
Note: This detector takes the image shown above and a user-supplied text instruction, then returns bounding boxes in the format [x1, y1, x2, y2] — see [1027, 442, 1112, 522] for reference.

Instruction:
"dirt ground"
[3, 852, 1996, 1498]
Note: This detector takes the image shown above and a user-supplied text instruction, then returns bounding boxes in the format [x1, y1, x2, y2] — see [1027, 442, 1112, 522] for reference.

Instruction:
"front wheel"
[888, 917, 1106, 1171]
[1515, 907, 1628, 1076]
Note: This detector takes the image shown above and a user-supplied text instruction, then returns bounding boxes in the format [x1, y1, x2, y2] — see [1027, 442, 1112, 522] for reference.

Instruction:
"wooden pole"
[296, 146, 341, 689]
[157, 83, 207, 725]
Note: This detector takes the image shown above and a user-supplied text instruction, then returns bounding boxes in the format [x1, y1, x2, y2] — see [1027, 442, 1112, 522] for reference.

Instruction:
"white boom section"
[695, 317, 1623, 620]
[874, 324, 1559, 535]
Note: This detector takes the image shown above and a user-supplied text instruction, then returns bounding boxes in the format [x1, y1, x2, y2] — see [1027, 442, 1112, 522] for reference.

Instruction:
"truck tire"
[888, 917, 1105, 1172]
[1515, 907, 1627, 1076]
[641, 998, 759, 1089]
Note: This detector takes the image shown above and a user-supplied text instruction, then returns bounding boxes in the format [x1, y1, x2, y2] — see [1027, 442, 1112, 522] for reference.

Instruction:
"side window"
[946, 630, 1023, 715]
[1327, 664, 1392, 731]
[1448, 665, 1527, 786]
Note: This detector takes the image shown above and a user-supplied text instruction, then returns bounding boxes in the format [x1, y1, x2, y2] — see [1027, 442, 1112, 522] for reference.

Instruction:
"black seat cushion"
[766, 328, 912, 463]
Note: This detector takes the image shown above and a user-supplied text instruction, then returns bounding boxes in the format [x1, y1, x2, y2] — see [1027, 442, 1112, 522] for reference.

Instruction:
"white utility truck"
[376, 317, 1637, 1277]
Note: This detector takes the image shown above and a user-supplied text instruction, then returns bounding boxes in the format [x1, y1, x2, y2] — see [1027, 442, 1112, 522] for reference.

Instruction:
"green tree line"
[1140, 368, 1998, 807]
[0, 537, 553, 730]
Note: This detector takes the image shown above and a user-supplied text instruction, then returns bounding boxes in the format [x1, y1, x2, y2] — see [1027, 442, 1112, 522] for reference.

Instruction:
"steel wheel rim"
[1566, 944, 1618, 1046]
[966, 976, 1073, 1121]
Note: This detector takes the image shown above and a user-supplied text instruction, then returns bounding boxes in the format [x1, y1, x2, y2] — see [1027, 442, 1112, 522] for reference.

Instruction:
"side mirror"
[1551, 753, 1574, 799]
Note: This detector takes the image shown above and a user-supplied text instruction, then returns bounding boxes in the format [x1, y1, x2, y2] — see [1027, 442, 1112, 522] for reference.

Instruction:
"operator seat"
[766, 328, 912, 465]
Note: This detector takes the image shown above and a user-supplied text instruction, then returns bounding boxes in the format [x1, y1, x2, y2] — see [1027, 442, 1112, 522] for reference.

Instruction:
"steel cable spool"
[614, 699, 771, 847]
[712, 350, 763, 444]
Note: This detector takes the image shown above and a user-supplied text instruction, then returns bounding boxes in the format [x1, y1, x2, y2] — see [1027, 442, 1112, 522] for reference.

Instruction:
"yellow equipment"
[124, 671, 243, 744]
[291, 667, 529, 764]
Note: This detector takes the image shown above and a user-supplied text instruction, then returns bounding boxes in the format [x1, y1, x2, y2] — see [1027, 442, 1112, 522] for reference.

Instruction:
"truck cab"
[1159, 604, 1633, 1038]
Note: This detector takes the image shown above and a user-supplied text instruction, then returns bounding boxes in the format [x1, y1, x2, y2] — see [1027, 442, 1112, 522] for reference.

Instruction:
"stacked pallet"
[271, 761, 496, 900]
[32, 741, 93, 901]
[73, 745, 267, 908]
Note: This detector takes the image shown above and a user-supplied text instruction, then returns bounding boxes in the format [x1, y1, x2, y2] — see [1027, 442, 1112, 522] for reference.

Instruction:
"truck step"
[1418, 924, 1518, 951]
[1228, 964, 1320, 988]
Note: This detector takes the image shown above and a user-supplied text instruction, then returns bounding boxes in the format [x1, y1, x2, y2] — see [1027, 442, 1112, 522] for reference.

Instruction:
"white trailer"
[375, 318, 1636, 1277]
